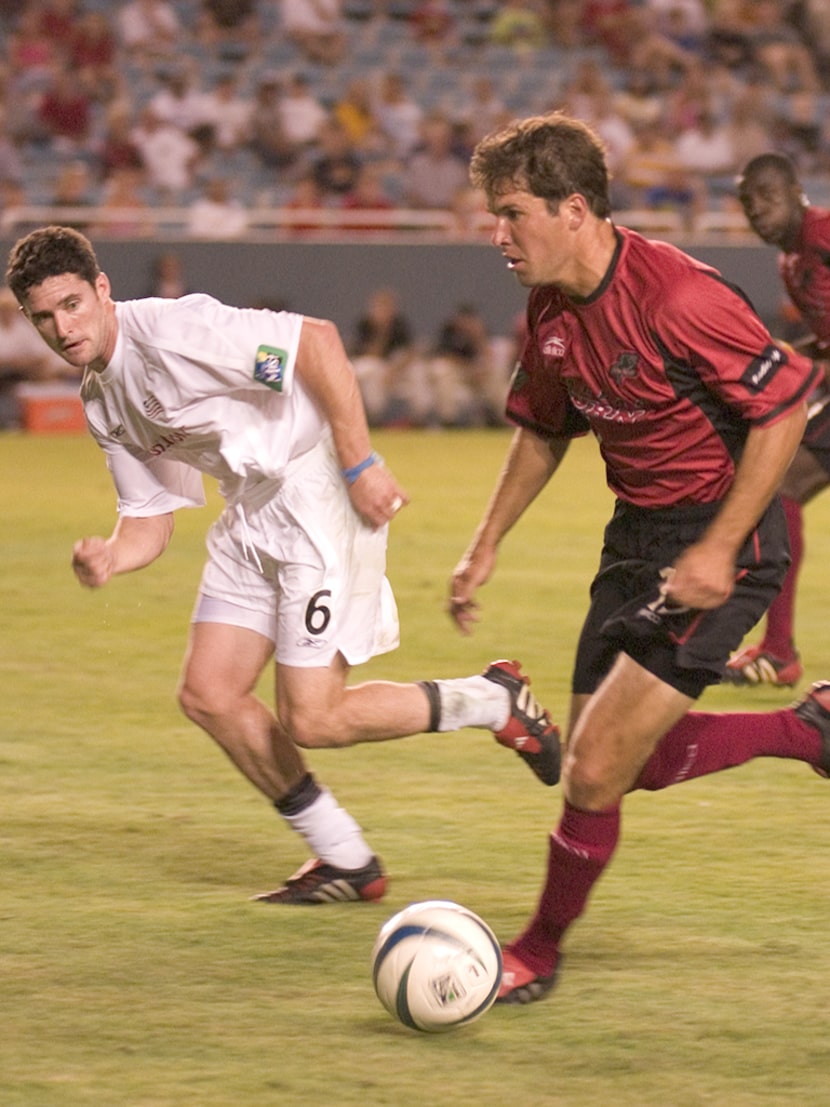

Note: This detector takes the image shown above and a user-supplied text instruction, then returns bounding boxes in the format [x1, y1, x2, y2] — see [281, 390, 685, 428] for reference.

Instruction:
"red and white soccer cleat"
[496, 948, 560, 1005]
[724, 645, 803, 688]
[483, 659, 561, 786]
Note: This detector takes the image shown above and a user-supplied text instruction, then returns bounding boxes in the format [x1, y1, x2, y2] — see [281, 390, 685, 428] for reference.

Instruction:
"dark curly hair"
[6, 225, 101, 303]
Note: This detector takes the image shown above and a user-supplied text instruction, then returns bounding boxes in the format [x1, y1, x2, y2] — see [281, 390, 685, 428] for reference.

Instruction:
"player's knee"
[177, 678, 208, 724]
[178, 675, 234, 726]
[562, 750, 623, 810]
[279, 701, 351, 749]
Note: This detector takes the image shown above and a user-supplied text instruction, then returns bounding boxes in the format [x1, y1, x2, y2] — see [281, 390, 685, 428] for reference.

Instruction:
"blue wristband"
[342, 451, 379, 485]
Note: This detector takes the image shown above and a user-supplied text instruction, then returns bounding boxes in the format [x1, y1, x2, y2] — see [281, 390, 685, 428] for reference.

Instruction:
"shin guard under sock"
[633, 707, 823, 791]
[510, 802, 620, 977]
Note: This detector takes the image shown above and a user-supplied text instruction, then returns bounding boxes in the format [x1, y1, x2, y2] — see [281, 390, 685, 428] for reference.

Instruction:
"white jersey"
[81, 294, 324, 516]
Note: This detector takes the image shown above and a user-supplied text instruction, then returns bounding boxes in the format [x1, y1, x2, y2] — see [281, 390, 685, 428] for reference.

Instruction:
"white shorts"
[192, 436, 400, 668]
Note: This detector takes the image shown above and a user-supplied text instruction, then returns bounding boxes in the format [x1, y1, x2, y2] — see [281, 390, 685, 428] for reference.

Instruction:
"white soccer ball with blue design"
[371, 900, 502, 1033]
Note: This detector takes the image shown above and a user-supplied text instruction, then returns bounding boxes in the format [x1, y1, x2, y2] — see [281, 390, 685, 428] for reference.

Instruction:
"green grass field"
[2, 427, 829, 1107]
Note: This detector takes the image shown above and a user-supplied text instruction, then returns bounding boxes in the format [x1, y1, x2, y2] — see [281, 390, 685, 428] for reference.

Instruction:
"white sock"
[433, 675, 510, 733]
[281, 788, 374, 870]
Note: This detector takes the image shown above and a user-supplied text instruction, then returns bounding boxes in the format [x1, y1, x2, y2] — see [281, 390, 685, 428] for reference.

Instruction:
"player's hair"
[6, 225, 101, 302]
[738, 152, 801, 188]
[470, 111, 612, 218]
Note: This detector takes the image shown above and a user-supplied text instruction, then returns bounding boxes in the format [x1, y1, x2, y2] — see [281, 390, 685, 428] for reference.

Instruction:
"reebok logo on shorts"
[254, 345, 289, 391]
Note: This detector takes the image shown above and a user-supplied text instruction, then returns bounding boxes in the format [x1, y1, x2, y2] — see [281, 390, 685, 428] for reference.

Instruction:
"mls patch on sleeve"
[254, 345, 289, 391]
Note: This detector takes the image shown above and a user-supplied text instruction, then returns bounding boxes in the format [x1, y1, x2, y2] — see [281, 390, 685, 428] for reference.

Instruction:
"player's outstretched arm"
[449, 429, 568, 633]
[72, 513, 174, 587]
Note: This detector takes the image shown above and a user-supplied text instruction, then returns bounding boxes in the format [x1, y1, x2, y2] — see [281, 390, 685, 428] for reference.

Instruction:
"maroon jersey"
[778, 205, 830, 348]
[507, 227, 820, 508]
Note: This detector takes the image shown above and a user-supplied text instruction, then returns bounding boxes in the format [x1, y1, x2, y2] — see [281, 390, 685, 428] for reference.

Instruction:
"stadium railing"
[0, 205, 757, 243]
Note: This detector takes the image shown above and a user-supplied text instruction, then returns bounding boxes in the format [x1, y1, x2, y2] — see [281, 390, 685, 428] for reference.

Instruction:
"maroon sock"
[634, 706, 823, 791]
[509, 802, 620, 977]
[762, 495, 802, 660]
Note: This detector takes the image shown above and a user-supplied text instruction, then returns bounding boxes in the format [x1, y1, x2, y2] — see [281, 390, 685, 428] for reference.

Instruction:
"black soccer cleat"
[483, 659, 561, 786]
[793, 680, 830, 778]
[252, 855, 387, 904]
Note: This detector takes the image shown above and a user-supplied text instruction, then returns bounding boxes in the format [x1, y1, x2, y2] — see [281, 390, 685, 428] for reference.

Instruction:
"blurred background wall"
[0, 238, 783, 339]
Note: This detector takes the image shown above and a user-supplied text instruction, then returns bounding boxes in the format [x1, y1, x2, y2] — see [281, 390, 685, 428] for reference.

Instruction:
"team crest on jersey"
[254, 345, 289, 391]
[609, 352, 639, 383]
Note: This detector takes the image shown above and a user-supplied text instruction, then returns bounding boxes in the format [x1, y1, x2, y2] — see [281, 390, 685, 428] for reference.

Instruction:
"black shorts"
[802, 389, 830, 477]
[572, 497, 790, 699]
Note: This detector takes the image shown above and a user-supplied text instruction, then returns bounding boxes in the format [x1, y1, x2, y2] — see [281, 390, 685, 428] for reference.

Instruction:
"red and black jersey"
[779, 205, 830, 348]
[507, 227, 820, 508]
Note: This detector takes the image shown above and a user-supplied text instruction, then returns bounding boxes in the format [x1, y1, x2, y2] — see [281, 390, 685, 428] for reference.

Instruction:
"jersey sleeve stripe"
[751, 361, 824, 426]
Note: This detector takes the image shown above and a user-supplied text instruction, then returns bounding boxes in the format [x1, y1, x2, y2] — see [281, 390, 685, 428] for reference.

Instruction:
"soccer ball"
[371, 900, 502, 1033]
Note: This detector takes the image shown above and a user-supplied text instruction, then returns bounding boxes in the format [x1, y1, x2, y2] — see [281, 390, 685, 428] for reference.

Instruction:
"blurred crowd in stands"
[2, 0, 830, 240]
[4, 0, 830, 429]
[350, 287, 517, 428]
